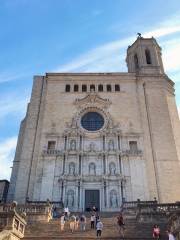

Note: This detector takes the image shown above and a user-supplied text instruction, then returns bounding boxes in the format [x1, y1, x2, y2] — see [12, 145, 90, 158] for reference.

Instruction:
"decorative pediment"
[74, 92, 111, 110]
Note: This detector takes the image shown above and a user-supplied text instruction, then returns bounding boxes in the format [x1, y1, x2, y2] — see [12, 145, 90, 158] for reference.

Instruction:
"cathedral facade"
[8, 37, 180, 211]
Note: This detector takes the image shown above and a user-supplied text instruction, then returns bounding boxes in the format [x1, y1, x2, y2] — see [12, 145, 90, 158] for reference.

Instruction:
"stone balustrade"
[121, 149, 143, 156]
[0, 210, 26, 240]
[136, 202, 180, 223]
[42, 149, 63, 156]
[0, 202, 53, 224]
[42, 148, 143, 156]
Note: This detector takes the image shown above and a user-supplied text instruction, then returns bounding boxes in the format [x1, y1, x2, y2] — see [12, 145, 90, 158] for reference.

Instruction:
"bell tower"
[126, 34, 164, 74]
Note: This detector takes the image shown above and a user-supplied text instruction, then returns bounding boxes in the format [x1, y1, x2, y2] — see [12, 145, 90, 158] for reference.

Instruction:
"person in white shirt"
[90, 214, 95, 229]
[96, 220, 103, 237]
[167, 230, 176, 240]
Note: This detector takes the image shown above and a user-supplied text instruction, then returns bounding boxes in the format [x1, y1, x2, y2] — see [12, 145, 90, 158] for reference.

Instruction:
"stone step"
[23, 237, 157, 240]
[24, 214, 168, 240]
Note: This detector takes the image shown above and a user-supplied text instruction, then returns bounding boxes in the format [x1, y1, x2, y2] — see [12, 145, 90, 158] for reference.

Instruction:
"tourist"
[167, 230, 176, 240]
[153, 224, 161, 239]
[69, 214, 76, 233]
[60, 214, 65, 231]
[92, 205, 96, 212]
[117, 213, 125, 238]
[90, 214, 95, 229]
[64, 206, 70, 221]
[95, 213, 100, 227]
[80, 214, 86, 231]
[96, 219, 103, 238]
[75, 215, 80, 230]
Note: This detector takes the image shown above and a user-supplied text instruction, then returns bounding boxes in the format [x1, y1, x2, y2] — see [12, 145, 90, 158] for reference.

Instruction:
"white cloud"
[56, 13, 180, 73]
[0, 94, 28, 123]
[144, 26, 180, 39]
[0, 137, 17, 180]
[162, 39, 180, 73]
[0, 72, 27, 83]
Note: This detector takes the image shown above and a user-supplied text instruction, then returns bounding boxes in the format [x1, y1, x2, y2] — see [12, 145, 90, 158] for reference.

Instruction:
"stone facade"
[8, 36, 180, 211]
[0, 180, 9, 203]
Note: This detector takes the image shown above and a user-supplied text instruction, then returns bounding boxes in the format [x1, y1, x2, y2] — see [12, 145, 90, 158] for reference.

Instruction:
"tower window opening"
[129, 141, 138, 153]
[107, 85, 111, 92]
[134, 54, 139, 70]
[65, 84, 70, 92]
[74, 84, 79, 92]
[115, 84, 120, 92]
[145, 49, 152, 64]
[98, 84, 103, 92]
[90, 84, 95, 92]
[48, 141, 56, 150]
[82, 85, 87, 92]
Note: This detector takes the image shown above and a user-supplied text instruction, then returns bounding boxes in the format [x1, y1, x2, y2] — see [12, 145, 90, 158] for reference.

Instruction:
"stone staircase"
[23, 212, 168, 240]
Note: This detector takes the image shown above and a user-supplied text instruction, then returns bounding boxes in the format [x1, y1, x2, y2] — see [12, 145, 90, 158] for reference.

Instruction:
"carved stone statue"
[70, 140, 76, 150]
[89, 142, 95, 152]
[89, 162, 96, 175]
[108, 139, 114, 151]
[69, 162, 75, 175]
[67, 190, 74, 207]
[110, 190, 118, 208]
[109, 162, 116, 175]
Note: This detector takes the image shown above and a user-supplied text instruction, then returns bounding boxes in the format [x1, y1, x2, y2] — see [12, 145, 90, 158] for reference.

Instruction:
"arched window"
[98, 84, 103, 92]
[74, 85, 79, 92]
[107, 85, 111, 92]
[90, 84, 95, 92]
[115, 84, 120, 92]
[65, 84, 70, 92]
[134, 54, 139, 70]
[82, 85, 87, 92]
[145, 49, 152, 64]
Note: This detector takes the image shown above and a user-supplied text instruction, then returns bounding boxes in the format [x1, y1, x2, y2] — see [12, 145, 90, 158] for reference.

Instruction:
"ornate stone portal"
[35, 91, 147, 212]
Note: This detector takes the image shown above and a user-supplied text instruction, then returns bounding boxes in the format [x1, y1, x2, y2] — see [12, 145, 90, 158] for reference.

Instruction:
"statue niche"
[70, 139, 76, 151]
[89, 162, 96, 175]
[108, 139, 115, 151]
[67, 189, 74, 207]
[69, 162, 75, 175]
[109, 162, 116, 175]
[110, 190, 118, 208]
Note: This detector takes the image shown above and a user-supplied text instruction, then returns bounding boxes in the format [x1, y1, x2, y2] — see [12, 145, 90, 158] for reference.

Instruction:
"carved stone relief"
[69, 162, 75, 175]
[109, 162, 116, 175]
[70, 139, 76, 150]
[67, 189, 74, 207]
[108, 139, 115, 151]
[89, 162, 96, 175]
[110, 190, 118, 208]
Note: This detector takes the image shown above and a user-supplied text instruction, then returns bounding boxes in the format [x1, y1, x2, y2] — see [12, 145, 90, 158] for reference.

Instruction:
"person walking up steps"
[153, 224, 161, 239]
[91, 214, 95, 229]
[69, 215, 76, 233]
[117, 213, 125, 238]
[96, 219, 103, 238]
[75, 214, 79, 230]
[60, 213, 65, 231]
[80, 214, 86, 231]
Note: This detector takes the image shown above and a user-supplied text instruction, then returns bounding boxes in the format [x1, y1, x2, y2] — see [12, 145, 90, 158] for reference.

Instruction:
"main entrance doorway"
[85, 190, 100, 211]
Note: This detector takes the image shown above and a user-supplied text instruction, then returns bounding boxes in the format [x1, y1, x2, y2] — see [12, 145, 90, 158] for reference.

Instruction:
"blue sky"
[0, 0, 180, 180]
